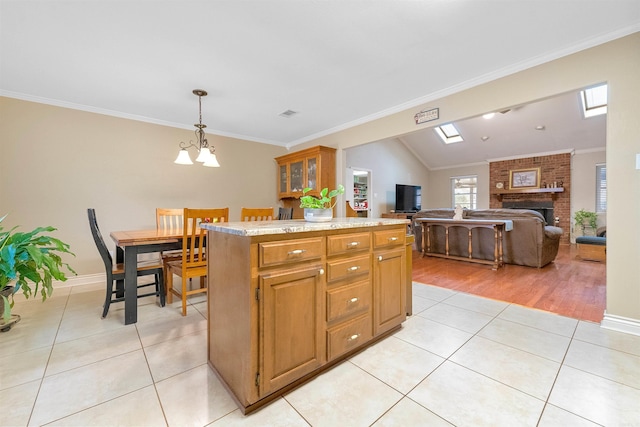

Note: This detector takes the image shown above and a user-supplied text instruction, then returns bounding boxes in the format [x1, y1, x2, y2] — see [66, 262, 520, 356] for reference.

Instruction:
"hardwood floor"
[411, 243, 606, 323]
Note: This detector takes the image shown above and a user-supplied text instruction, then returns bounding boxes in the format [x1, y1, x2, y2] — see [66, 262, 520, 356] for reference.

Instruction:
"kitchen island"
[202, 218, 410, 414]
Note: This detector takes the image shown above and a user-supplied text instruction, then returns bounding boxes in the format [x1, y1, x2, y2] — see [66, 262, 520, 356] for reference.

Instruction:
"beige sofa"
[412, 208, 563, 268]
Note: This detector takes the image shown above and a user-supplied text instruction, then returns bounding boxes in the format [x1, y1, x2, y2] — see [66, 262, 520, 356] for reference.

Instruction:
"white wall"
[345, 138, 429, 217]
[0, 97, 288, 274]
[426, 164, 490, 209]
[571, 149, 607, 240]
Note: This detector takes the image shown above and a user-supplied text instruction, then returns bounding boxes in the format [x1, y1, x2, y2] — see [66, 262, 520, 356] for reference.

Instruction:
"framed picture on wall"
[509, 167, 540, 189]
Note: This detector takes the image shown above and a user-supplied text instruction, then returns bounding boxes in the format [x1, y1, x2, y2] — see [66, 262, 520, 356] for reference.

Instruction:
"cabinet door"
[306, 156, 317, 191]
[278, 164, 288, 197]
[289, 160, 304, 194]
[259, 265, 325, 396]
[373, 247, 406, 335]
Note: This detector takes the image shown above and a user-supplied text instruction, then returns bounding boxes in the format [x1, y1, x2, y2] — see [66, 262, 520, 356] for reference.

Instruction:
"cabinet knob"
[347, 266, 360, 272]
[319, 268, 325, 275]
[348, 297, 359, 304]
[347, 241, 359, 247]
[378, 255, 383, 261]
[347, 333, 360, 342]
[288, 249, 306, 255]
[388, 237, 398, 241]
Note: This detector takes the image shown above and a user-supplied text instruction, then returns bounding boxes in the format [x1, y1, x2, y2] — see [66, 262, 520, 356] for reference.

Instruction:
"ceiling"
[398, 89, 608, 170]
[1, 1, 639, 165]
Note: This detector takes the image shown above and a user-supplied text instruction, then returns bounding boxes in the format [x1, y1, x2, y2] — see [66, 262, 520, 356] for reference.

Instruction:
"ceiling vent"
[279, 109, 298, 118]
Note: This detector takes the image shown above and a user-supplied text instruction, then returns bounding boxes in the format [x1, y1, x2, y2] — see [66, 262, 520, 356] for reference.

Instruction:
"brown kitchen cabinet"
[275, 145, 336, 199]
[373, 250, 406, 335]
[205, 219, 408, 414]
[259, 264, 326, 396]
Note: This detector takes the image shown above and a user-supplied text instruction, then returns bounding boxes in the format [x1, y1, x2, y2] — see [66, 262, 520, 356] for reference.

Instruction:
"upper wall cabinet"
[275, 146, 336, 199]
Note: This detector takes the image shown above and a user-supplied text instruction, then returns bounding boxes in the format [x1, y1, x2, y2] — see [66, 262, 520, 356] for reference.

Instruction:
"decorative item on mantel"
[174, 89, 220, 167]
[299, 185, 345, 222]
[509, 167, 540, 189]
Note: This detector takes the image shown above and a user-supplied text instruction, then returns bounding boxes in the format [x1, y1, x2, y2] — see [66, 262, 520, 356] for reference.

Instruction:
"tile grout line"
[27, 290, 71, 426]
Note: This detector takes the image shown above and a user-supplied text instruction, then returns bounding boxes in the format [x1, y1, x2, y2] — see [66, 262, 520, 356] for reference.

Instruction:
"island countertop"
[200, 217, 410, 237]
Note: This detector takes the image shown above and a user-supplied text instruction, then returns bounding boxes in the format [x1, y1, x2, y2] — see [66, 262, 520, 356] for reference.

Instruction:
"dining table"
[110, 228, 183, 324]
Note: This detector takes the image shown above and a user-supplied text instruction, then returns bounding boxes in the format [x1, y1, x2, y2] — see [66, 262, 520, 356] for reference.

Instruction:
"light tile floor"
[2, 281, 640, 426]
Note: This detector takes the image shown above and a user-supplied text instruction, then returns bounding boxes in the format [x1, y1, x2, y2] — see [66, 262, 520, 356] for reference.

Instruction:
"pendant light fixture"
[174, 89, 220, 167]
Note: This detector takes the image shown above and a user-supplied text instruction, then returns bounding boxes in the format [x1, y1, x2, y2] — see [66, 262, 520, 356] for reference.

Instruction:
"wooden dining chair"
[156, 208, 183, 231]
[87, 208, 165, 318]
[166, 207, 229, 316]
[346, 201, 358, 217]
[278, 207, 294, 220]
[156, 208, 185, 287]
[240, 207, 274, 221]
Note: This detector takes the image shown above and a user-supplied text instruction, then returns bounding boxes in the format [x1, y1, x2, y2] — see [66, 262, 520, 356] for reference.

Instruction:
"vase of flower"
[303, 208, 333, 222]
[299, 185, 345, 222]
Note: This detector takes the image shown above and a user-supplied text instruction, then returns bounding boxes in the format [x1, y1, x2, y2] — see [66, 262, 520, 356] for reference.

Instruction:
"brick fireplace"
[489, 153, 571, 243]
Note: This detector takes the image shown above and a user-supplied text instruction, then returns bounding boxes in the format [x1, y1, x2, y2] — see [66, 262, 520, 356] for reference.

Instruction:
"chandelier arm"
[178, 140, 199, 150]
[195, 128, 209, 150]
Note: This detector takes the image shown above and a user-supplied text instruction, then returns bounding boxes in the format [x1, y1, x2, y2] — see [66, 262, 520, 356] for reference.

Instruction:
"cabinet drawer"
[327, 232, 370, 256]
[326, 254, 370, 283]
[327, 314, 372, 360]
[373, 229, 405, 248]
[258, 237, 324, 268]
[326, 279, 371, 323]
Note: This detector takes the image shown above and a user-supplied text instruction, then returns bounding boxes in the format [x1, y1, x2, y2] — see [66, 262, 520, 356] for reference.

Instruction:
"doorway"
[346, 167, 371, 218]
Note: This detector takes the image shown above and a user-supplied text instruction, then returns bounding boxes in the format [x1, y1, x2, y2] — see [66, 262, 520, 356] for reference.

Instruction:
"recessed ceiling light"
[482, 113, 495, 120]
[535, 125, 546, 130]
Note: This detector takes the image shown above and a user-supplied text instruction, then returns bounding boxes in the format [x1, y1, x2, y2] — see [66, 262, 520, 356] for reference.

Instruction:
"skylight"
[435, 123, 463, 144]
[581, 84, 607, 118]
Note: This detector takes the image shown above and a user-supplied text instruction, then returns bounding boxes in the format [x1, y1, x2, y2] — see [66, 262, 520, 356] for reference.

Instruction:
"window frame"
[581, 84, 608, 118]
[435, 123, 464, 144]
[596, 163, 606, 213]
[451, 175, 478, 210]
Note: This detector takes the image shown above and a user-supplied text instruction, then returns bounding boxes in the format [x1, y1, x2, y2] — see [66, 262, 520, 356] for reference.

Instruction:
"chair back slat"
[156, 208, 184, 232]
[277, 207, 293, 220]
[182, 208, 229, 268]
[240, 207, 274, 222]
[87, 208, 113, 270]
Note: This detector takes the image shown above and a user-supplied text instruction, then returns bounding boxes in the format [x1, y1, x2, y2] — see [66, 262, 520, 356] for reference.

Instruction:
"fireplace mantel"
[492, 187, 564, 201]
[489, 152, 570, 243]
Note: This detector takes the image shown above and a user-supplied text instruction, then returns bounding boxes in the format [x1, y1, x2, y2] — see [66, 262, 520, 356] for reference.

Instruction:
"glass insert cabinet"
[275, 146, 336, 200]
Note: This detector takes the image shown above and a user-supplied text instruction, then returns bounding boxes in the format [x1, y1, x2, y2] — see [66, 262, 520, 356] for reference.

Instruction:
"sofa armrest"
[544, 226, 563, 240]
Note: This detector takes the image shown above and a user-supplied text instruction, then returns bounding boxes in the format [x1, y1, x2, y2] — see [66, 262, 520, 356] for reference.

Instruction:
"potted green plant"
[574, 209, 598, 235]
[299, 184, 345, 222]
[0, 214, 75, 330]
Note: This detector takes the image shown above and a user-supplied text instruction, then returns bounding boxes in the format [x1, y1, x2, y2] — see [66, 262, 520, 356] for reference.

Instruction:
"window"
[435, 123, 464, 144]
[451, 175, 477, 209]
[596, 164, 606, 212]
[581, 84, 607, 118]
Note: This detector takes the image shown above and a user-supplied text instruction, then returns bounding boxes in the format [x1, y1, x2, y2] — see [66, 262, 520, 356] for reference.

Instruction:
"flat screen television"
[395, 184, 422, 212]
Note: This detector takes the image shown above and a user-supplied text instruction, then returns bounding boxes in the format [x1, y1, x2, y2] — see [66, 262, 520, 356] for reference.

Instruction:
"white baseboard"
[601, 312, 640, 337]
[54, 273, 106, 288]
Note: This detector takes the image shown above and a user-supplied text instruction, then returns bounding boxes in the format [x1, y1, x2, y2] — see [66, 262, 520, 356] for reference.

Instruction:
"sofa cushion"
[576, 236, 606, 246]
[467, 208, 546, 223]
